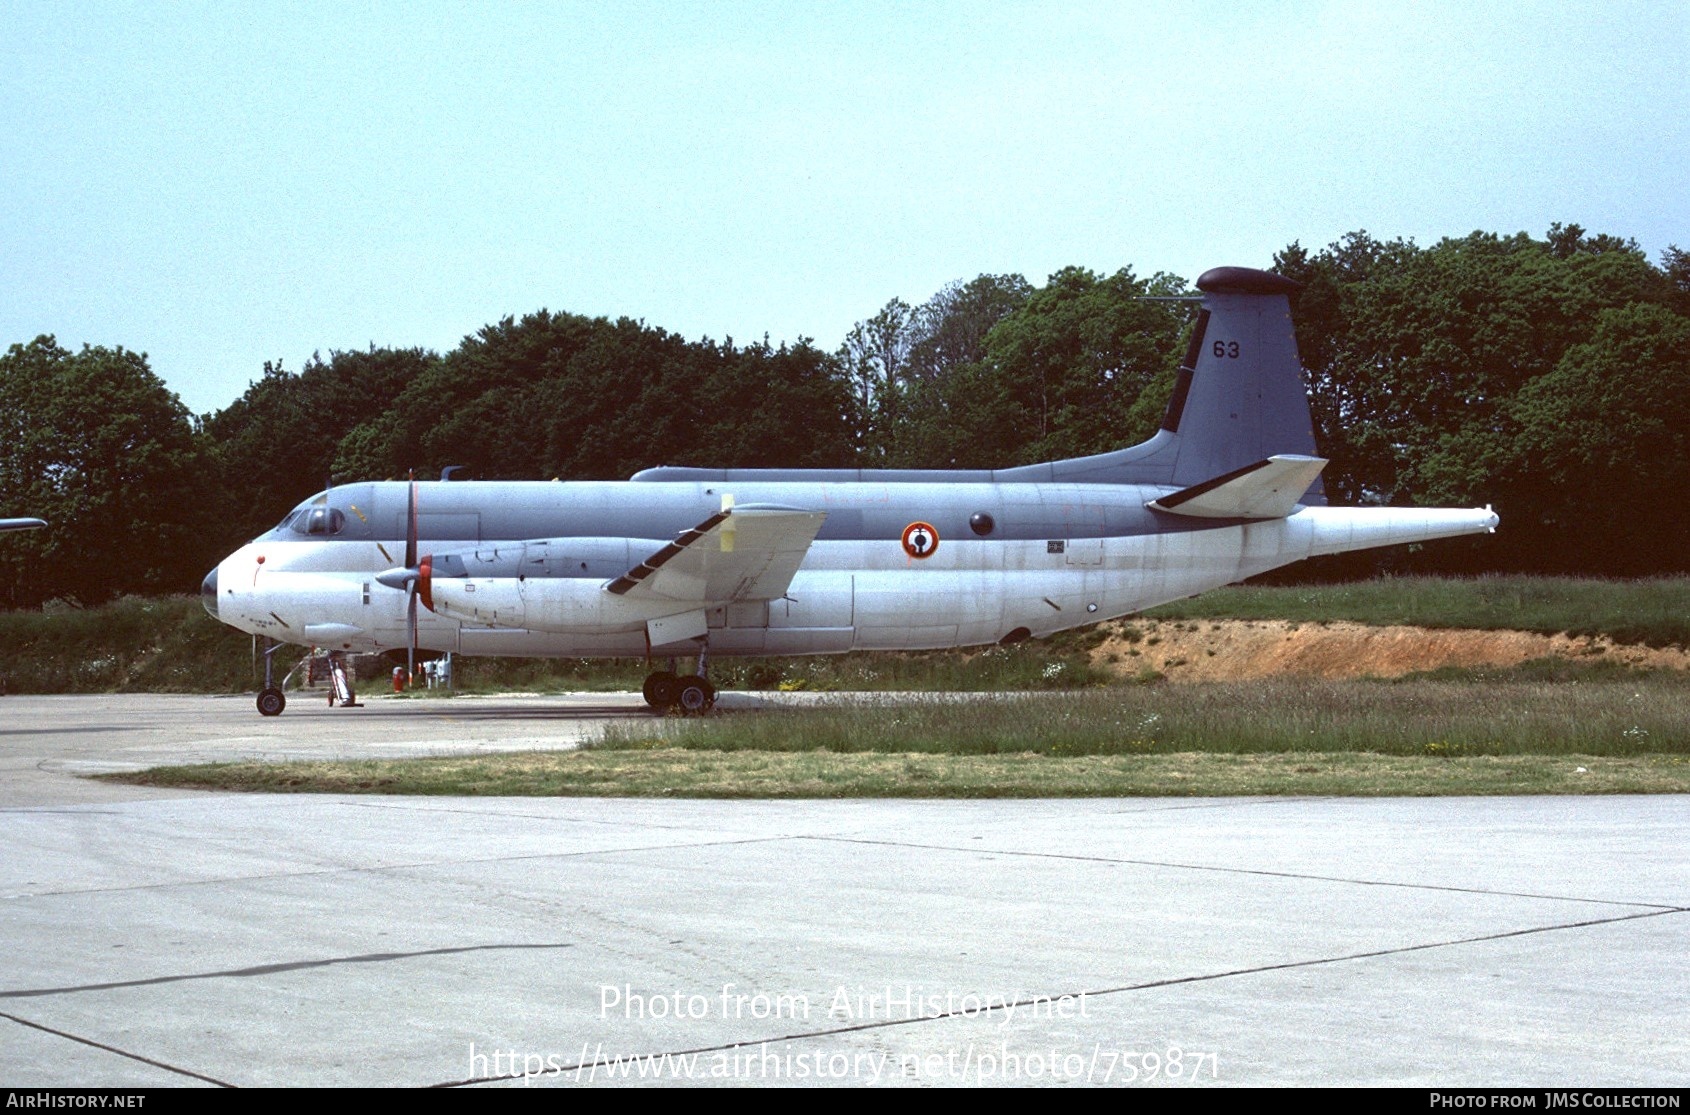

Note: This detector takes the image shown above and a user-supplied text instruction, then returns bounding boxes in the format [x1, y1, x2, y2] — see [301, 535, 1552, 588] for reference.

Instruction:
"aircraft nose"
[200, 566, 219, 620]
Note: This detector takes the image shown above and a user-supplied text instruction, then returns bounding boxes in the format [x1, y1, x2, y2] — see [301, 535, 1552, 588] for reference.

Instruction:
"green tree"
[202, 346, 437, 546]
[689, 338, 854, 470]
[1496, 303, 1690, 573]
[1661, 245, 1690, 314]
[960, 267, 1192, 465]
[0, 337, 208, 607]
[327, 311, 854, 483]
[1275, 225, 1688, 575]
[905, 274, 1034, 383]
[1277, 229, 1672, 501]
[837, 299, 916, 464]
[885, 274, 1035, 467]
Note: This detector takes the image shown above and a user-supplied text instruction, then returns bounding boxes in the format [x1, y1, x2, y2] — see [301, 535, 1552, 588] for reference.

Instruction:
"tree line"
[2, 223, 1686, 607]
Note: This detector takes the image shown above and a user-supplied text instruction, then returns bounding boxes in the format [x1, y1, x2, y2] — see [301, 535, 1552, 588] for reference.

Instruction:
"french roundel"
[901, 521, 939, 559]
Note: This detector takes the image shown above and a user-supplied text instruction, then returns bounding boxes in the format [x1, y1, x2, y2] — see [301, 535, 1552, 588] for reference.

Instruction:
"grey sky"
[3, 1, 1685, 414]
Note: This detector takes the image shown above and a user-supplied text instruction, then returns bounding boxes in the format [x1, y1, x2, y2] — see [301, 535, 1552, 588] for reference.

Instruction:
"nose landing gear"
[257, 639, 286, 716]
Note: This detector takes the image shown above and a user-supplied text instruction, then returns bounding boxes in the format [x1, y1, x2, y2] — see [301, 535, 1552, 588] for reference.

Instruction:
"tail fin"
[1160, 268, 1321, 494]
[1001, 266, 1323, 502]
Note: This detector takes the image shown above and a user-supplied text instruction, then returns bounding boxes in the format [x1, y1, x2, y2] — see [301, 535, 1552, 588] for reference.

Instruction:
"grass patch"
[0, 596, 1106, 695]
[109, 750, 1690, 798]
[107, 669, 1690, 797]
[1386, 656, 1653, 684]
[443, 638, 1109, 696]
[597, 673, 1690, 757]
[0, 596, 255, 693]
[1140, 575, 1690, 648]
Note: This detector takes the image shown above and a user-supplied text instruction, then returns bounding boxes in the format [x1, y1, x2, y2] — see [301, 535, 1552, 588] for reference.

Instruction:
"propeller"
[374, 472, 432, 684]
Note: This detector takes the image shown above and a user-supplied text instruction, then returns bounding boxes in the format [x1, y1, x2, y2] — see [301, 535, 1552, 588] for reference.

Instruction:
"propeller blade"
[404, 471, 418, 570]
[386, 471, 426, 685]
[407, 585, 417, 683]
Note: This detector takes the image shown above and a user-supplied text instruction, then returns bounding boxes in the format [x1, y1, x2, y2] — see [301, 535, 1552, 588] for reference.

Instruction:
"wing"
[605, 505, 826, 603]
[1147, 455, 1328, 520]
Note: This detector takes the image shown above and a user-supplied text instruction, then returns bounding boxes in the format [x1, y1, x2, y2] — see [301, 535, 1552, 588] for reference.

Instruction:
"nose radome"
[200, 567, 219, 620]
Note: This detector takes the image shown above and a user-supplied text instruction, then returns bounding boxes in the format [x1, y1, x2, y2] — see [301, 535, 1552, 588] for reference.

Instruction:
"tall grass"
[112, 750, 1690, 798]
[0, 596, 255, 693]
[1142, 575, 1690, 647]
[597, 670, 1690, 757]
[435, 636, 1110, 694]
[0, 597, 1108, 695]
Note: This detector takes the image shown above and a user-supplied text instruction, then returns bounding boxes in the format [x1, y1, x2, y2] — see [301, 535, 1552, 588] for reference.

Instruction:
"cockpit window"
[290, 508, 345, 536]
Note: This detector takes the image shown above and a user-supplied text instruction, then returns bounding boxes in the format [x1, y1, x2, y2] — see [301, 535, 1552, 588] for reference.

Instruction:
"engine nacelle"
[426, 537, 650, 581]
[429, 575, 691, 635]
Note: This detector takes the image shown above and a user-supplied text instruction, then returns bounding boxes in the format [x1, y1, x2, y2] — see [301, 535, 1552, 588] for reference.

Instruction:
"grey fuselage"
[204, 470, 1494, 660]
[202, 268, 1501, 660]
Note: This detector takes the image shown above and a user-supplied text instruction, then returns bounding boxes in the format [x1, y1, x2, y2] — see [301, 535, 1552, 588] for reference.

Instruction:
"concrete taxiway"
[1, 691, 656, 807]
[1, 693, 1685, 1087]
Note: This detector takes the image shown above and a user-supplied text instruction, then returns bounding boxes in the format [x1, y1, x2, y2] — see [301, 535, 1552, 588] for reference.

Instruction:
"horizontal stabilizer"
[1147, 455, 1328, 520]
[606, 505, 826, 602]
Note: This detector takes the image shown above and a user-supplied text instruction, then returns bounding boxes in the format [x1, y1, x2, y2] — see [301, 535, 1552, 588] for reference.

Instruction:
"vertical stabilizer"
[1164, 267, 1322, 497]
[1006, 265, 1323, 502]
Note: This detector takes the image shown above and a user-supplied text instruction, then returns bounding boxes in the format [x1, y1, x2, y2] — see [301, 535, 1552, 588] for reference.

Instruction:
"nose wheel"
[257, 686, 286, 717]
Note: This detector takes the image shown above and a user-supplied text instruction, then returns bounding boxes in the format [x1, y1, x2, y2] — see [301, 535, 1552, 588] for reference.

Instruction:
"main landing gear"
[642, 640, 716, 715]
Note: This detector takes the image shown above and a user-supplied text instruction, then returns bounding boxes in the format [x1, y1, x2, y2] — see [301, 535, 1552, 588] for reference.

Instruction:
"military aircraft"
[201, 266, 1498, 716]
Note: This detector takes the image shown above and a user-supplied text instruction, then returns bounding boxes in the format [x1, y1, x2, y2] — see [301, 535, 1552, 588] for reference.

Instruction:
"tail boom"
[1296, 505, 1501, 559]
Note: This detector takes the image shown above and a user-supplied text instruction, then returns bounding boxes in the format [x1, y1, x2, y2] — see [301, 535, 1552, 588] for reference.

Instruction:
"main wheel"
[256, 687, 286, 717]
[642, 670, 680, 710]
[676, 678, 715, 716]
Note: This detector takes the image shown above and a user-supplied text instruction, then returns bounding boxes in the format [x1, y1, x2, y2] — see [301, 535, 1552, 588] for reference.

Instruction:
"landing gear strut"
[641, 642, 716, 714]
[257, 638, 286, 717]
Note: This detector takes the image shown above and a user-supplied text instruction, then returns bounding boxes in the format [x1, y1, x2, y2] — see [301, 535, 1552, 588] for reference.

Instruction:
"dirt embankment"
[1090, 619, 1690, 682]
